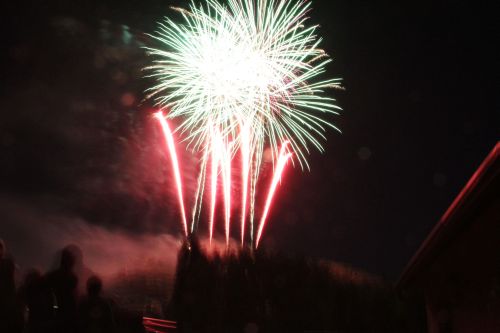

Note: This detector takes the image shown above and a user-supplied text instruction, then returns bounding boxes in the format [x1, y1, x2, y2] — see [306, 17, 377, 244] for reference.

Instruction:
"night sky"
[1, 0, 498, 279]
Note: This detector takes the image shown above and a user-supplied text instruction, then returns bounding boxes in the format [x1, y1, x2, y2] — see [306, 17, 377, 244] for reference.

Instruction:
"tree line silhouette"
[172, 236, 426, 333]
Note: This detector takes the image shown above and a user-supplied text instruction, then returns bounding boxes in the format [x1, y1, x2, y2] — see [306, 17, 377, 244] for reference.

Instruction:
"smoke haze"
[0, 195, 181, 280]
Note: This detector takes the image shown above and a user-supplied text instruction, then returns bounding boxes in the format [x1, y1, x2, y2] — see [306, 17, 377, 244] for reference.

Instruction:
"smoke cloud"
[0, 195, 181, 280]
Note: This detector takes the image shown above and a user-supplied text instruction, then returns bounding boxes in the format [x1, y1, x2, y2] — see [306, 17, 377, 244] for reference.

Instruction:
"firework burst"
[146, 0, 341, 248]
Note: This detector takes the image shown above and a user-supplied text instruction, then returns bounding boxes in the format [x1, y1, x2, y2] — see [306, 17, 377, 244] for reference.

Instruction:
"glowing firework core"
[147, 0, 341, 247]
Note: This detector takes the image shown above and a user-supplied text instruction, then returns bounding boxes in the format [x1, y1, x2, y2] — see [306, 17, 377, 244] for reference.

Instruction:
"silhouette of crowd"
[1, 235, 426, 333]
[0, 239, 118, 333]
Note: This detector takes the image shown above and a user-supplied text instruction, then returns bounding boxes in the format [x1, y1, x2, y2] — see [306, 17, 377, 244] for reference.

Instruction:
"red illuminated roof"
[397, 142, 500, 289]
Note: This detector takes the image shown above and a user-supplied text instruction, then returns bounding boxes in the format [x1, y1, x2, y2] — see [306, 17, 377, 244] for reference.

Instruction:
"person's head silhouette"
[86, 276, 103, 297]
[60, 246, 77, 271]
[0, 238, 5, 259]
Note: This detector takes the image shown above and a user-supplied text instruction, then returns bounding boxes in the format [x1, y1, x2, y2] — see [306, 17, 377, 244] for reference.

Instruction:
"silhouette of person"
[46, 245, 79, 333]
[0, 239, 15, 295]
[0, 239, 24, 333]
[78, 275, 115, 333]
[65, 244, 94, 297]
[19, 269, 56, 333]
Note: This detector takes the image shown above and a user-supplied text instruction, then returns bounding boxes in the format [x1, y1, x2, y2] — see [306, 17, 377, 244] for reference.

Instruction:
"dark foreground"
[0, 237, 425, 333]
[171, 238, 426, 333]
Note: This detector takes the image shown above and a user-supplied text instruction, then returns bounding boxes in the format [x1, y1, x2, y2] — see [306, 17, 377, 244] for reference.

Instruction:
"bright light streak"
[209, 132, 219, 245]
[240, 122, 251, 245]
[209, 127, 234, 246]
[221, 141, 233, 246]
[256, 142, 292, 248]
[155, 112, 188, 236]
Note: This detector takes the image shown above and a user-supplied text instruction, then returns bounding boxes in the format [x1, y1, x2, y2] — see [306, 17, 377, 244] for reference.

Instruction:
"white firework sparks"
[145, 0, 341, 247]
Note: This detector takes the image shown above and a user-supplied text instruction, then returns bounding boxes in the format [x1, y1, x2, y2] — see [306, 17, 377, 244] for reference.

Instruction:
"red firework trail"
[256, 142, 292, 248]
[240, 122, 251, 246]
[155, 113, 291, 246]
[222, 142, 232, 246]
[209, 130, 219, 245]
[155, 112, 188, 236]
[209, 126, 233, 246]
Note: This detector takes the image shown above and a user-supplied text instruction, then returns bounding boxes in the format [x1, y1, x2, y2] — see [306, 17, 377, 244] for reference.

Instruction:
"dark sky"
[1, 0, 498, 279]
